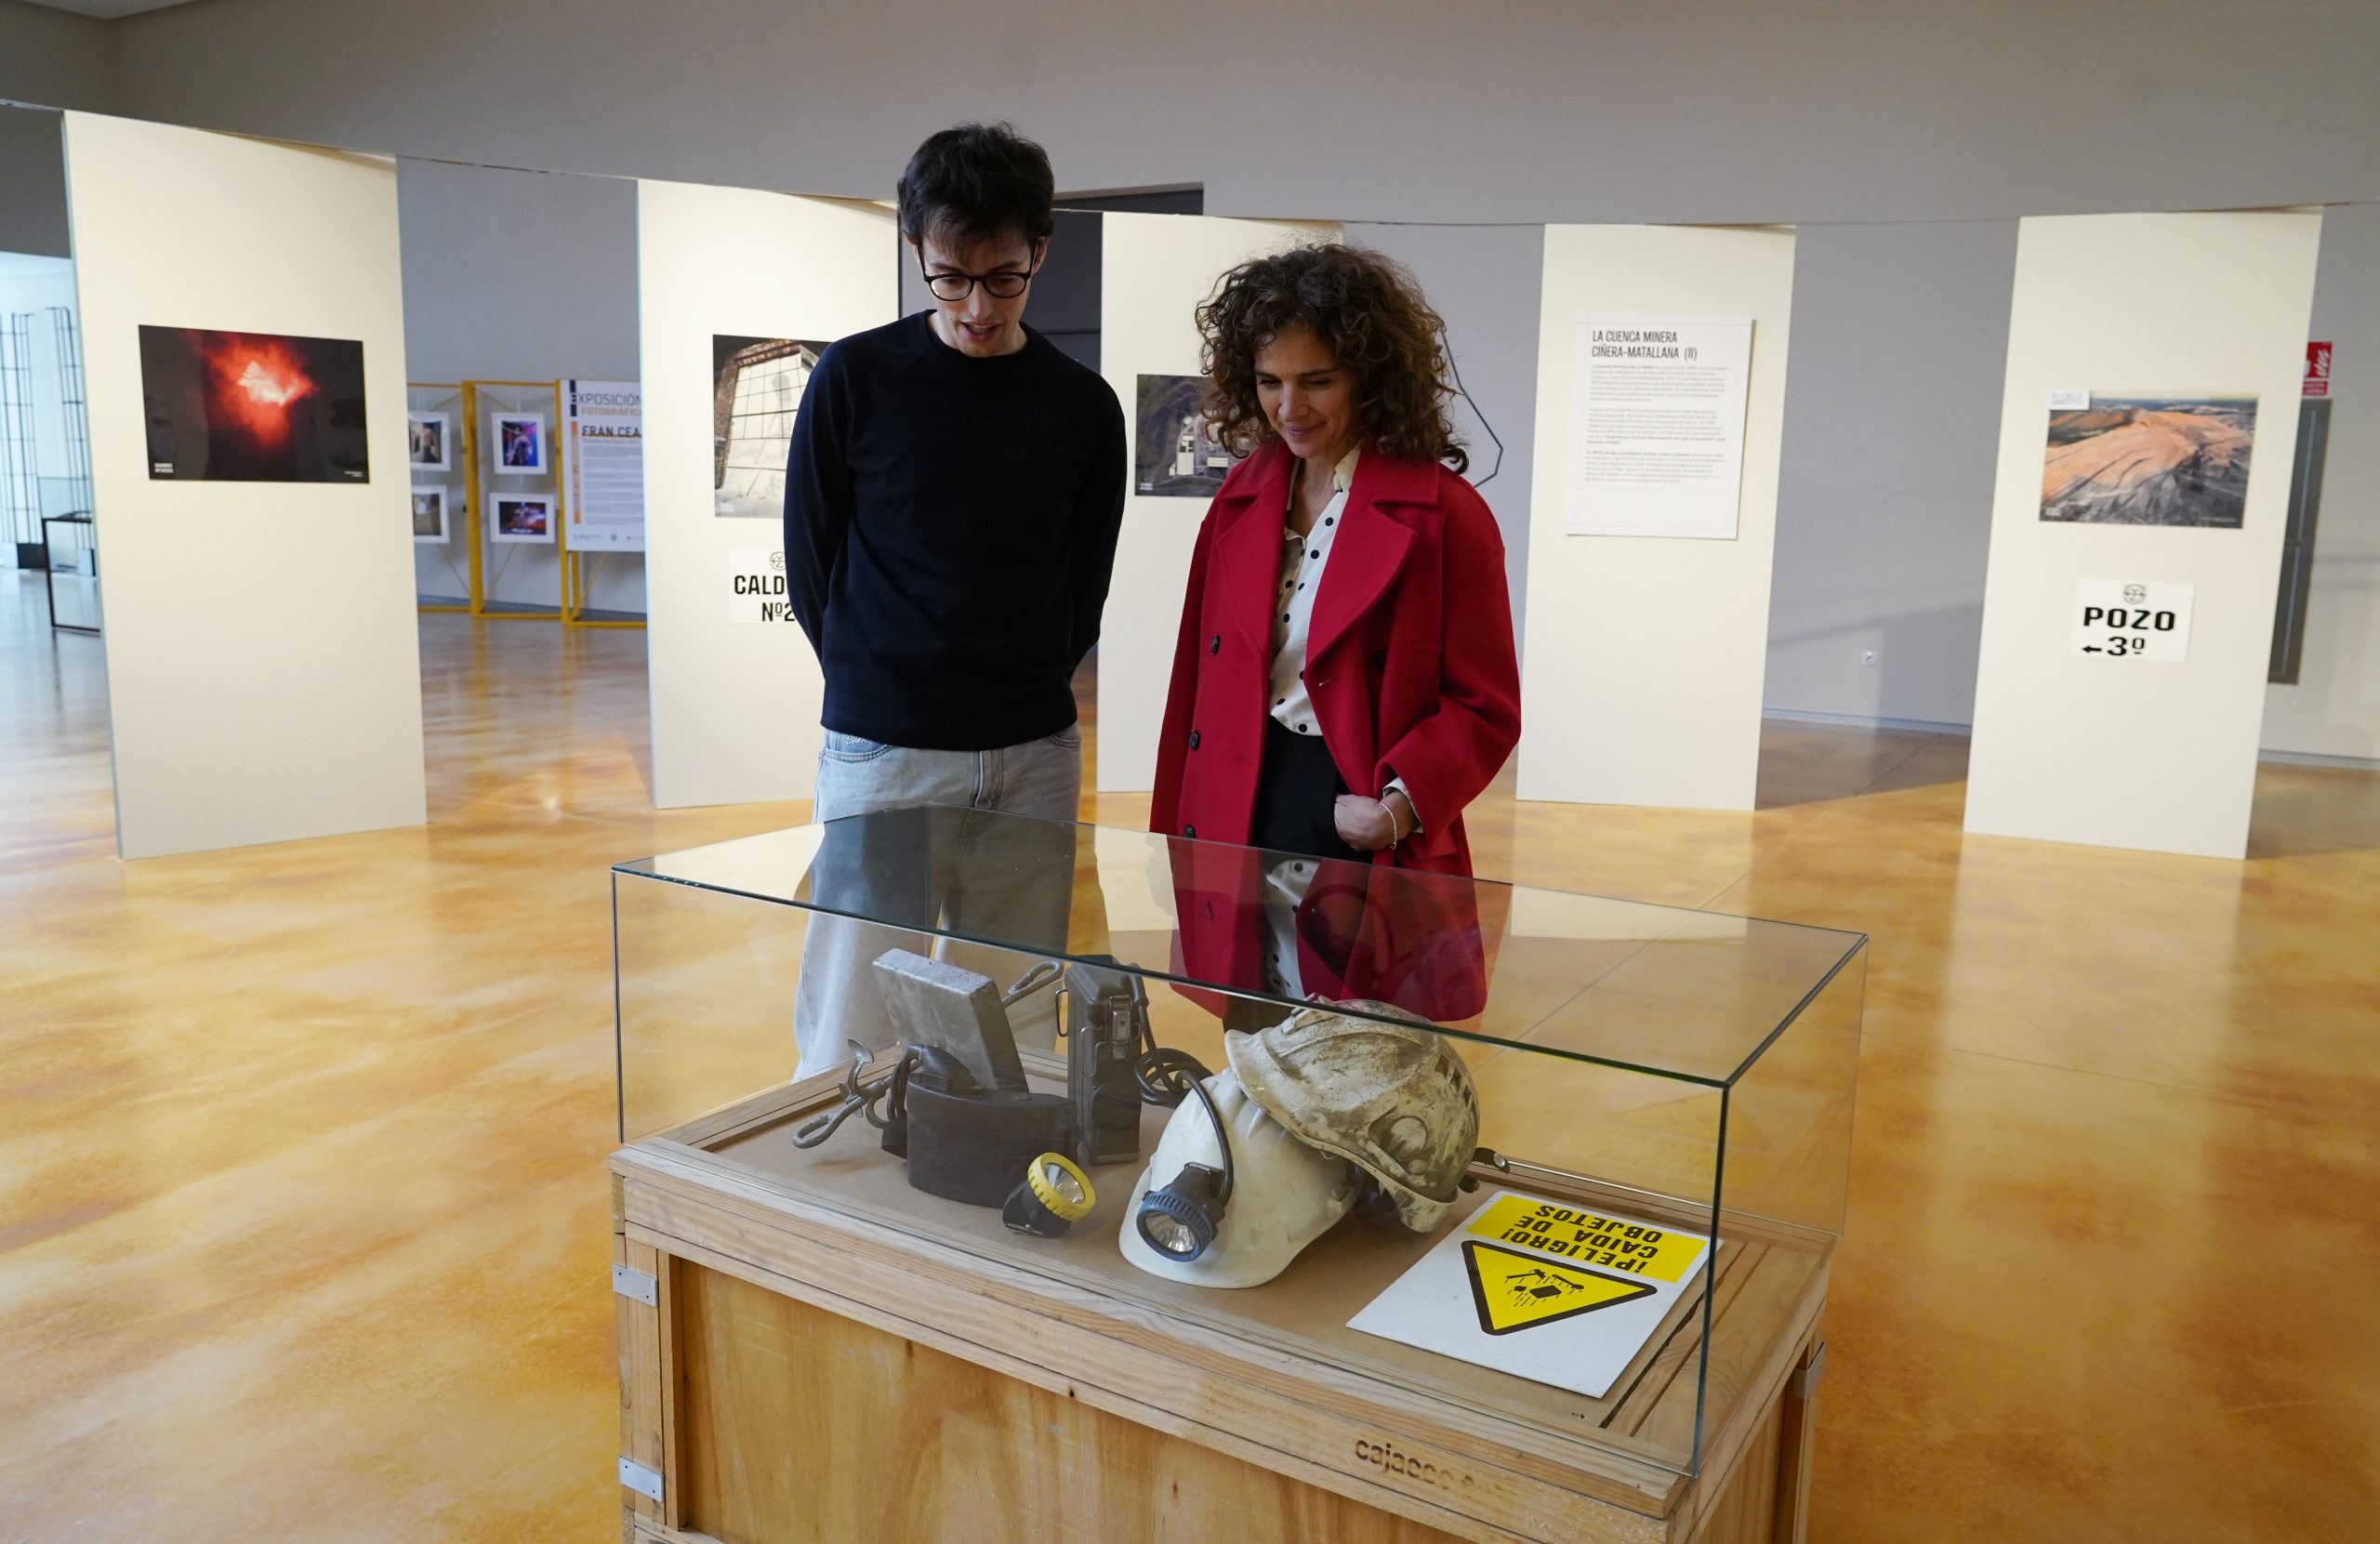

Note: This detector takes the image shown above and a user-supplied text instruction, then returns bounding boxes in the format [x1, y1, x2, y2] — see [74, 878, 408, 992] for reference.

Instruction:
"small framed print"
[491, 493, 553, 544]
[407, 411, 450, 472]
[411, 485, 451, 543]
[492, 411, 548, 475]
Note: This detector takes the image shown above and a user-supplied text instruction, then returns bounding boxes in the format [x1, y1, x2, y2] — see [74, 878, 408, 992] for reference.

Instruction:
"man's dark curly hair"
[896, 122, 1055, 250]
[1197, 244, 1467, 473]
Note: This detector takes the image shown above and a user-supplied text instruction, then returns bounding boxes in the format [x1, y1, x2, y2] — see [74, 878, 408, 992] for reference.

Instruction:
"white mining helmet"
[1117, 1069, 1361, 1289]
[1225, 1002, 1480, 1234]
[1119, 1005, 1481, 1288]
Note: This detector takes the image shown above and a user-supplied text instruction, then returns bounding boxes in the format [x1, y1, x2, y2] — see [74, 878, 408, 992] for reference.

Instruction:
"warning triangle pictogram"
[1462, 1240, 1658, 1337]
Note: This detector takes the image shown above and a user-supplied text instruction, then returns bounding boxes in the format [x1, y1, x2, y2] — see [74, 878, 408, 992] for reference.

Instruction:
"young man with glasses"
[783, 122, 1126, 1075]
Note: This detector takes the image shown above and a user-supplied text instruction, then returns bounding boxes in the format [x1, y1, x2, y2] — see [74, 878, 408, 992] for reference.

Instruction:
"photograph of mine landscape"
[2040, 395, 2259, 527]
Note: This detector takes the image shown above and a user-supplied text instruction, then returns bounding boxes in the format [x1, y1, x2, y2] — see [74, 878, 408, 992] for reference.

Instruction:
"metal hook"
[789, 1042, 903, 1149]
[1002, 959, 1064, 1008]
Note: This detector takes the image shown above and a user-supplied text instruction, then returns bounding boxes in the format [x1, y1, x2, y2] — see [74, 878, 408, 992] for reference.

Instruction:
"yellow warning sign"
[1463, 1195, 1706, 1284]
[1463, 1241, 1656, 1336]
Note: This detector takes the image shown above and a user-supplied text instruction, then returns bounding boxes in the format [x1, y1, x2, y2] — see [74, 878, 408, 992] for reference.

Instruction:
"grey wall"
[71, 0, 2380, 224]
[396, 158, 642, 610]
[1767, 212, 2380, 753]
[1348, 223, 1542, 654]
[0, 0, 112, 111]
[8, 0, 2377, 753]
[397, 159, 639, 381]
[1765, 221, 2020, 727]
[2263, 201, 2380, 760]
[0, 105, 68, 258]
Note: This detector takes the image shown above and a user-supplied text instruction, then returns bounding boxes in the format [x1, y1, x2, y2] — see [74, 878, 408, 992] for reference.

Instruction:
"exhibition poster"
[1348, 1189, 1712, 1399]
[713, 336, 826, 520]
[1134, 374, 1233, 497]
[138, 325, 369, 483]
[490, 493, 553, 544]
[562, 379, 644, 552]
[1565, 313, 1752, 539]
[2040, 396, 2256, 528]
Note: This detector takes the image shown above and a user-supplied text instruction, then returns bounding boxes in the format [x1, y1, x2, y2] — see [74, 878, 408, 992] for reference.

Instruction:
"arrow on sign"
[1462, 1240, 1657, 1337]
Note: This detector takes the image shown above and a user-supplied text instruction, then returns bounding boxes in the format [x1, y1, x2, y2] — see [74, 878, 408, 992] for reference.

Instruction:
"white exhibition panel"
[1095, 211, 1337, 793]
[636, 180, 894, 809]
[1964, 211, 2321, 859]
[64, 112, 427, 860]
[1516, 225, 1795, 811]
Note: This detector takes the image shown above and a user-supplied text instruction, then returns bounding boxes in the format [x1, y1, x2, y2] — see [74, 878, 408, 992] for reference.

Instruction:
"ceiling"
[20, 1, 203, 19]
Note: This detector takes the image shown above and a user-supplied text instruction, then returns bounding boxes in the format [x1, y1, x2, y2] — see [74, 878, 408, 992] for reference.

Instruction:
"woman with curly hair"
[1151, 244, 1520, 882]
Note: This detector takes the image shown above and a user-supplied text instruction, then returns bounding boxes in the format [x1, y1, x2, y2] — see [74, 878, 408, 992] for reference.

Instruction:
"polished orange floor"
[2, 573, 2374, 1542]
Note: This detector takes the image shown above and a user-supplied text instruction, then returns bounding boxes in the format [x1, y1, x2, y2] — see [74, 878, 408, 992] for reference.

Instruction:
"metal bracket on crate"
[1793, 1341, 1828, 1400]
[612, 1263, 658, 1306]
[617, 1457, 664, 1503]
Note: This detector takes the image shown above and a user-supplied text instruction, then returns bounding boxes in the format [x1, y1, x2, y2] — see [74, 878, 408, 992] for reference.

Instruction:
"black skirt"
[1248, 718, 1364, 864]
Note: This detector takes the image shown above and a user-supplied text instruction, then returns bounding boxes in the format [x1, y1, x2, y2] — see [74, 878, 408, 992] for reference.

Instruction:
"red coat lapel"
[1308, 452, 1437, 666]
[1211, 442, 1294, 656]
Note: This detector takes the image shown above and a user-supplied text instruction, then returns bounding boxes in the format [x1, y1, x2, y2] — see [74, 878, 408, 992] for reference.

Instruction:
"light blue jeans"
[791, 726, 1083, 1077]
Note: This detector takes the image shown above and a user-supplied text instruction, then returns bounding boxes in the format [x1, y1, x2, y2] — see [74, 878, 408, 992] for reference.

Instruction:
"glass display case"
[613, 806, 1864, 1496]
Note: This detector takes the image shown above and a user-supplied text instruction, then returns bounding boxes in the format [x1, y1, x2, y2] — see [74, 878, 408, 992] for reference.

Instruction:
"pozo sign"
[2071, 579, 2193, 663]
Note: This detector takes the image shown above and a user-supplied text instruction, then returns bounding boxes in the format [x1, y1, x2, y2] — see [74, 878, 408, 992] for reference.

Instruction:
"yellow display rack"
[409, 380, 470, 614]
[463, 378, 564, 623]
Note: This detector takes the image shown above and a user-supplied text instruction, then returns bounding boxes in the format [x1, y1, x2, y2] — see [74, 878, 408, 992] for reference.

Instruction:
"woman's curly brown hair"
[1197, 244, 1467, 474]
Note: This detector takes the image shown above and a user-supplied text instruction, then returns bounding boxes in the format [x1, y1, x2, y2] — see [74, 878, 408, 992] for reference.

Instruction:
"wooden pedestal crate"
[611, 1075, 1830, 1544]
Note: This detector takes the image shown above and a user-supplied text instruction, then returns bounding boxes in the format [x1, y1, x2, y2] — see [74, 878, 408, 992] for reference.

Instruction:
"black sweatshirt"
[783, 312, 1127, 751]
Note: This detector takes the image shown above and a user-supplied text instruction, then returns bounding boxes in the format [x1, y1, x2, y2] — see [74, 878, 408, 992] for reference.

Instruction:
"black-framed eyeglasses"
[919, 254, 1041, 302]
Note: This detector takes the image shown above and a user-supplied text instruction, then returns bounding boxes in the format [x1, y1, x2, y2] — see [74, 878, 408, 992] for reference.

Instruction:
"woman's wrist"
[1382, 787, 1417, 843]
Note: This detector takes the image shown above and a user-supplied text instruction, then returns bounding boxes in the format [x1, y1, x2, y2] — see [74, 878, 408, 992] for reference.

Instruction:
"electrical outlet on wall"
[1861, 650, 1879, 667]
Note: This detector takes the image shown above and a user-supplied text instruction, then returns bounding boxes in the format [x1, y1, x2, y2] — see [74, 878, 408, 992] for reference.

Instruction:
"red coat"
[1160, 833, 1508, 1023]
[1150, 441, 1522, 878]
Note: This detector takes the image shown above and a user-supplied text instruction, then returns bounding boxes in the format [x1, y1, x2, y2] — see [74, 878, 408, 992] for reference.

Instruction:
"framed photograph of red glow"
[138, 325, 370, 483]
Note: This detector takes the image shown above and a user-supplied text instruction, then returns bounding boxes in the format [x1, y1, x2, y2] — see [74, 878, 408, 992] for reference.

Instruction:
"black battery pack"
[1064, 957, 1147, 1168]
[904, 1080, 1078, 1209]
